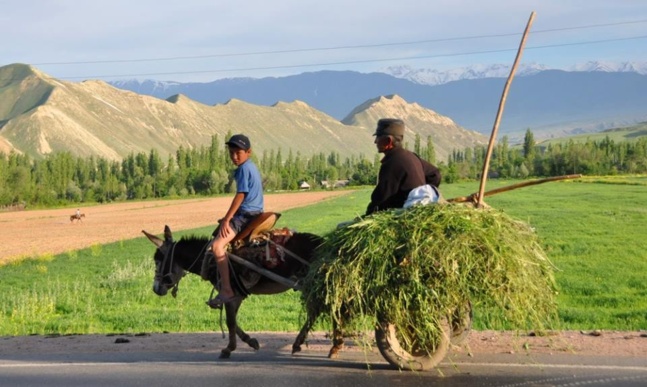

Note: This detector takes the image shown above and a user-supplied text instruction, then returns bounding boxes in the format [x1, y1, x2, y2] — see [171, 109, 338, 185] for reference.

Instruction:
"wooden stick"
[448, 174, 582, 203]
[476, 11, 536, 208]
[268, 239, 311, 267]
[228, 252, 301, 290]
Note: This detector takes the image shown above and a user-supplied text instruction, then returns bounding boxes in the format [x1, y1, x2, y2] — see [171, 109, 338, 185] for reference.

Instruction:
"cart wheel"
[375, 319, 450, 371]
[451, 301, 473, 346]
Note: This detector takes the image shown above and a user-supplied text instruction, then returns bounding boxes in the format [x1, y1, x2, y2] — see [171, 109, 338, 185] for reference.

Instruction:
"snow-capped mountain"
[383, 63, 548, 85]
[569, 61, 647, 74]
[384, 61, 647, 86]
[109, 79, 181, 95]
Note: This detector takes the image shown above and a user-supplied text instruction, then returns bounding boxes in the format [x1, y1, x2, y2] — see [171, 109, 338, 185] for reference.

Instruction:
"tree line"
[0, 130, 645, 208]
[444, 130, 647, 182]
[0, 134, 383, 207]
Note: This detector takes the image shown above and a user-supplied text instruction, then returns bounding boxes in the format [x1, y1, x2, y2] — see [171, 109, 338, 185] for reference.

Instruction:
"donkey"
[142, 224, 324, 359]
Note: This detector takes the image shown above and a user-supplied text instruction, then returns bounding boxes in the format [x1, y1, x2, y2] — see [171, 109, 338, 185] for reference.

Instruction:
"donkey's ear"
[142, 230, 163, 248]
[164, 225, 173, 242]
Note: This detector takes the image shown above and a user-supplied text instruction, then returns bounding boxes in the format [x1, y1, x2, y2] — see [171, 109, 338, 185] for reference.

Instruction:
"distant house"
[320, 179, 350, 189]
[299, 181, 311, 190]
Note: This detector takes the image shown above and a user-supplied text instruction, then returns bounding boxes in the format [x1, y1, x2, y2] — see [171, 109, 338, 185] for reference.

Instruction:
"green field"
[1, 177, 646, 336]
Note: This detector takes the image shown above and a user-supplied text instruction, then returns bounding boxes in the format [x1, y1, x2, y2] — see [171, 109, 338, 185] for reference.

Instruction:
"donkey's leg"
[235, 325, 260, 350]
[219, 300, 242, 359]
[327, 320, 345, 359]
[292, 310, 319, 354]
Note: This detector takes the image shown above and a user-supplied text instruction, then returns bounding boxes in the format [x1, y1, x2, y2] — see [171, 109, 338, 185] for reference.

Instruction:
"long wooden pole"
[447, 174, 582, 203]
[476, 11, 536, 208]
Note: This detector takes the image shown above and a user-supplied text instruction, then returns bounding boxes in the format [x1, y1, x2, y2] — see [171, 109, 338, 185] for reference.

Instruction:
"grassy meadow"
[1, 176, 646, 336]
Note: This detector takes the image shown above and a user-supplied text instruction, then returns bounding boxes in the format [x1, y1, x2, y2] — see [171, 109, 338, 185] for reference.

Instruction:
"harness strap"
[267, 238, 311, 267]
[207, 287, 227, 338]
[166, 242, 182, 298]
[155, 241, 187, 298]
[228, 252, 301, 290]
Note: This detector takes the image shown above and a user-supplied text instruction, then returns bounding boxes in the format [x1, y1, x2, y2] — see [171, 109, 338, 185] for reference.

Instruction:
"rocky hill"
[110, 68, 647, 141]
[0, 63, 485, 162]
[343, 95, 486, 160]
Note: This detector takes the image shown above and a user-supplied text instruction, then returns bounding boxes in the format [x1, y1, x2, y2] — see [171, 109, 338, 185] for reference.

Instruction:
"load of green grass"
[300, 203, 559, 353]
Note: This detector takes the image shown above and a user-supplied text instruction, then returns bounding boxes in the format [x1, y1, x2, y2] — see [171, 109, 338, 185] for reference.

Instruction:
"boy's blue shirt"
[234, 159, 264, 213]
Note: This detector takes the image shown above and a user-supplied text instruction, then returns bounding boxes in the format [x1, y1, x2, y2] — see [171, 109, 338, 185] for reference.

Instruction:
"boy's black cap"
[373, 118, 405, 137]
[225, 134, 251, 150]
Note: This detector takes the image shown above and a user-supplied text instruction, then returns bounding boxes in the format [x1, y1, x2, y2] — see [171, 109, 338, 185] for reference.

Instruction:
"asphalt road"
[2, 339, 646, 387]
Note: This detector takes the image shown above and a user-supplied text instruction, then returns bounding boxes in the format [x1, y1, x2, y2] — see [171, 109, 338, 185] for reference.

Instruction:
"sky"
[3, 0, 647, 83]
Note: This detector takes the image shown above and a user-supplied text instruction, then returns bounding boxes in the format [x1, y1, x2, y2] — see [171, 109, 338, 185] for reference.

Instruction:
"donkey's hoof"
[291, 345, 302, 354]
[248, 338, 260, 351]
[327, 345, 343, 359]
[219, 349, 231, 359]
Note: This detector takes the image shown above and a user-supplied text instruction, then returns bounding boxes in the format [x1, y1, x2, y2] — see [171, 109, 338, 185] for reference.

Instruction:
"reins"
[186, 240, 210, 272]
[155, 237, 229, 335]
[157, 239, 211, 297]
[157, 241, 182, 297]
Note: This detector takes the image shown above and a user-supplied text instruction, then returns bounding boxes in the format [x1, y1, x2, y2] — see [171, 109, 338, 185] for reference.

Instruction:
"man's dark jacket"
[366, 147, 441, 215]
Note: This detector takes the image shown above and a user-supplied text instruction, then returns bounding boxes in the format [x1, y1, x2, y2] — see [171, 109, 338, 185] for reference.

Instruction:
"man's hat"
[373, 118, 405, 137]
[225, 134, 251, 150]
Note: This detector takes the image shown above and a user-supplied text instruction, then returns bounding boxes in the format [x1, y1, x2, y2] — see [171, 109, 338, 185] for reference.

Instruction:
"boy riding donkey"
[201, 134, 264, 308]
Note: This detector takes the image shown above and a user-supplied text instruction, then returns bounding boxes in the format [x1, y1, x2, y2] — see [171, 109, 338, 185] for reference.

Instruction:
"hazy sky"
[3, 0, 646, 82]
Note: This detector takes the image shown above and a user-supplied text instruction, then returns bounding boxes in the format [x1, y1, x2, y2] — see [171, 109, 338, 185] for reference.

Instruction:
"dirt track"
[2, 330, 646, 358]
[0, 191, 349, 264]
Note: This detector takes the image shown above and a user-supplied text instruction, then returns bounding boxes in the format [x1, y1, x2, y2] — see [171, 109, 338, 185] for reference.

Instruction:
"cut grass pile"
[301, 203, 558, 353]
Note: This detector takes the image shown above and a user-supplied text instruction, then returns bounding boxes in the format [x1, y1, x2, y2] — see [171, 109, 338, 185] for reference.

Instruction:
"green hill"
[537, 122, 647, 148]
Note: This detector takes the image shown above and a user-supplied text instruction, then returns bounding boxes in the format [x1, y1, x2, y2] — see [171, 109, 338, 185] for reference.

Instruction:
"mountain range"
[0, 63, 485, 162]
[382, 61, 647, 86]
[109, 64, 647, 141]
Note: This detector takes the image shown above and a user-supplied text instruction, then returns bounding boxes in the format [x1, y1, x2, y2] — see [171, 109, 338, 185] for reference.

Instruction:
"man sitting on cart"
[365, 118, 442, 215]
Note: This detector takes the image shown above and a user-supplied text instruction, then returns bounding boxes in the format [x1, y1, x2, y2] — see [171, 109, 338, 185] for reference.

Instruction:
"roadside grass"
[1, 179, 645, 336]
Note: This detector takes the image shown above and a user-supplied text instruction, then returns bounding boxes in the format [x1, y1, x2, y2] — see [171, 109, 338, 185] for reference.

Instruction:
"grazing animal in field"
[142, 225, 324, 359]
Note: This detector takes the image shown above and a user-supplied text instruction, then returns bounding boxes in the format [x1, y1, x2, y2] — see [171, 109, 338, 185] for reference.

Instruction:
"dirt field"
[0, 190, 349, 264]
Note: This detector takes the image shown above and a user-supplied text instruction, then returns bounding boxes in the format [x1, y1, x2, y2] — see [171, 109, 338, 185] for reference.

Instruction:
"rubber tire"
[375, 320, 451, 371]
[450, 301, 473, 346]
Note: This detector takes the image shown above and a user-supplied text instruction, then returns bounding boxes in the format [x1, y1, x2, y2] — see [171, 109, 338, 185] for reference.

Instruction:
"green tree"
[523, 129, 536, 159]
[6, 166, 31, 203]
[424, 136, 437, 164]
[414, 133, 421, 155]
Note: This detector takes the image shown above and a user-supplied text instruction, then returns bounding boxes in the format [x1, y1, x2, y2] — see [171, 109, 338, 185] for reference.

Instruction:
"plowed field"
[0, 191, 349, 264]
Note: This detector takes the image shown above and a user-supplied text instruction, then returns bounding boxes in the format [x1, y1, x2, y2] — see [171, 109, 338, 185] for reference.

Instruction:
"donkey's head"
[142, 225, 186, 297]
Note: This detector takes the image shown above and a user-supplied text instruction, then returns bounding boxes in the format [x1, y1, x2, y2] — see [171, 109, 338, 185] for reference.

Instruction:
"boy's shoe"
[206, 293, 243, 309]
